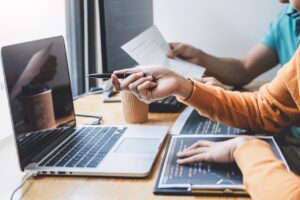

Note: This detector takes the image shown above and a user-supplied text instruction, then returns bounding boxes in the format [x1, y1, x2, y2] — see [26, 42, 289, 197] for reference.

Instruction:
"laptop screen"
[1, 36, 75, 170]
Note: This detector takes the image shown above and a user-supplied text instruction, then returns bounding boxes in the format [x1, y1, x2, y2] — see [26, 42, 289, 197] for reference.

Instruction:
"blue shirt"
[261, 6, 300, 65]
[261, 5, 300, 138]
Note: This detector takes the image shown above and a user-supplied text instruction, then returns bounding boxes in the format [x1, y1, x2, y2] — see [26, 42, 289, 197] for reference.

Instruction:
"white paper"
[121, 25, 205, 78]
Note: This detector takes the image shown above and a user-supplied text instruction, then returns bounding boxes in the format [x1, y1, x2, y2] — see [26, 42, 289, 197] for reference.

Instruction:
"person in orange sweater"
[110, 32, 300, 200]
[111, 51, 300, 199]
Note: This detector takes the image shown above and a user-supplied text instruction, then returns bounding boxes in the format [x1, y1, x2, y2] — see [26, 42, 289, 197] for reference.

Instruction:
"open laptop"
[1, 36, 168, 177]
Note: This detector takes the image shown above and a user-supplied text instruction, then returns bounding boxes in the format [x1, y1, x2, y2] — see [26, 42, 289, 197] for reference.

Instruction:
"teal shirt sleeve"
[260, 22, 277, 50]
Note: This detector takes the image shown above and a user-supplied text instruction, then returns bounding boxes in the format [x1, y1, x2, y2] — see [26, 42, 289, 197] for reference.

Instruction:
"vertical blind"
[65, 0, 99, 96]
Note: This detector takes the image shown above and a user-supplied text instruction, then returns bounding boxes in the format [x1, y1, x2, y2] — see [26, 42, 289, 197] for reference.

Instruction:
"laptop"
[1, 36, 168, 177]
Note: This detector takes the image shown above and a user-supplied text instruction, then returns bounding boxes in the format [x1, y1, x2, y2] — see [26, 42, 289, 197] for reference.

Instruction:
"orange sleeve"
[234, 139, 300, 200]
[178, 47, 300, 133]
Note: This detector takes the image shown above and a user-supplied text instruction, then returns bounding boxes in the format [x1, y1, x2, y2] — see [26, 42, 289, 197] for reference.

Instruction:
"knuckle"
[137, 84, 144, 91]
[146, 91, 153, 101]
[120, 84, 127, 90]
[191, 156, 197, 162]
[128, 83, 136, 91]
[137, 85, 142, 91]
[141, 99, 149, 104]
[204, 154, 212, 162]
[131, 73, 139, 79]
[139, 91, 146, 98]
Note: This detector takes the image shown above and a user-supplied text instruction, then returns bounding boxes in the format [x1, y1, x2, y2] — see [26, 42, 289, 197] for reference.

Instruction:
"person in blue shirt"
[168, 0, 297, 88]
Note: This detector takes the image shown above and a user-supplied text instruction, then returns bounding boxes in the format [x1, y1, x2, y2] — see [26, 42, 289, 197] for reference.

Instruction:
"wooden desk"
[0, 80, 266, 200]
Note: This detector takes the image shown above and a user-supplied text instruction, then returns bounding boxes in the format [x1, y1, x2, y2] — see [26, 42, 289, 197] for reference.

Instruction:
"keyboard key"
[149, 96, 183, 113]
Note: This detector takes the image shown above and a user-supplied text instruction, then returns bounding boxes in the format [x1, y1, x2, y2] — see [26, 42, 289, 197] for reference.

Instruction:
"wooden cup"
[121, 91, 149, 123]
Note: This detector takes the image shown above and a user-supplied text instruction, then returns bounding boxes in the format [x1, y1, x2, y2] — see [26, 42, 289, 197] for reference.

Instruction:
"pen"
[86, 73, 149, 79]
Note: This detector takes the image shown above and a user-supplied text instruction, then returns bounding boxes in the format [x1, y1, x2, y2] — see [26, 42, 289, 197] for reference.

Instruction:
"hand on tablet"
[177, 136, 255, 164]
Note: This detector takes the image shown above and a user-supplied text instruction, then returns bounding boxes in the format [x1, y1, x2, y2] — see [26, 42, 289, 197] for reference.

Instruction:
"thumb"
[113, 66, 142, 74]
[167, 44, 185, 58]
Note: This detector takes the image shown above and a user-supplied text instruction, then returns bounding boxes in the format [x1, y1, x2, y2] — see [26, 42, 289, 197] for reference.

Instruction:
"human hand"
[167, 43, 204, 65]
[194, 76, 226, 89]
[177, 136, 255, 164]
[111, 65, 193, 103]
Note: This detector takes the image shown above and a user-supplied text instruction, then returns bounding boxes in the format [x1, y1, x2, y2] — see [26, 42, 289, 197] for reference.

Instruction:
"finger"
[113, 66, 142, 74]
[111, 74, 121, 91]
[200, 77, 224, 85]
[177, 154, 207, 165]
[197, 77, 217, 84]
[177, 147, 208, 158]
[194, 77, 204, 83]
[201, 77, 217, 82]
[185, 140, 213, 151]
[128, 76, 153, 94]
[139, 98, 153, 104]
[167, 44, 186, 58]
[193, 77, 203, 83]
[119, 72, 145, 90]
[169, 42, 179, 49]
[205, 82, 216, 87]
[137, 81, 157, 101]
[195, 77, 225, 89]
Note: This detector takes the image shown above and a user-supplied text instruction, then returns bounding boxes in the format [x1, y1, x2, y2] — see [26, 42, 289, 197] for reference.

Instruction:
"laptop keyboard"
[39, 126, 127, 168]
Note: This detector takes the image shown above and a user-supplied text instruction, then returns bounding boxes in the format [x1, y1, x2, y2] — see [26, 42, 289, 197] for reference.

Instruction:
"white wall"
[0, 0, 288, 140]
[0, 0, 66, 140]
[154, 0, 286, 80]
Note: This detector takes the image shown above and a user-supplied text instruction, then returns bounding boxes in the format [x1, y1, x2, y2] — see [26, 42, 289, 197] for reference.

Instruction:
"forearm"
[234, 139, 300, 200]
[200, 52, 252, 86]
[176, 67, 300, 133]
[197, 44, 279, 87]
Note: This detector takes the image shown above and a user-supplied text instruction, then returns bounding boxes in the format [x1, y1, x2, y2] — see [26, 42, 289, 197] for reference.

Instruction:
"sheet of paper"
[121, 25, 205, 78]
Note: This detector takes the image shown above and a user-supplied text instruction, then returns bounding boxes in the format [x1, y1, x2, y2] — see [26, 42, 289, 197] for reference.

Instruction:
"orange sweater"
[179, 47, 300, 199]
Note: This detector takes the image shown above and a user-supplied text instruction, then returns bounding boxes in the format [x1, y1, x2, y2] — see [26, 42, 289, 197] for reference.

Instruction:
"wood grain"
[1, 85, 267, 199]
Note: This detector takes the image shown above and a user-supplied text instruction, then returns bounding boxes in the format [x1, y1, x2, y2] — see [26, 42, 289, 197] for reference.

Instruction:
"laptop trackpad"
[114, 138, 161, 154]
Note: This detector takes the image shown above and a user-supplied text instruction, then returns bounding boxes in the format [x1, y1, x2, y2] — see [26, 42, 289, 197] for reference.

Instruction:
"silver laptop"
[1, 36, 168, 177]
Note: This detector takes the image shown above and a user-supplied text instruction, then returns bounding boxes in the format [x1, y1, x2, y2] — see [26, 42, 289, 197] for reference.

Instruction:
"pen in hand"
[86, 73, 149, 79]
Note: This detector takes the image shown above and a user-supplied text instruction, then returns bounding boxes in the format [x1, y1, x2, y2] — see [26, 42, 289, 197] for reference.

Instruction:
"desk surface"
[0, 81, 266, 200]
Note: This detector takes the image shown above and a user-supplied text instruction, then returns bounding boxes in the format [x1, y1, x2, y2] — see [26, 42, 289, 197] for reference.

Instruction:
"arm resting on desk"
[234, 139, 300, 200]
[178, 48, 300, 133]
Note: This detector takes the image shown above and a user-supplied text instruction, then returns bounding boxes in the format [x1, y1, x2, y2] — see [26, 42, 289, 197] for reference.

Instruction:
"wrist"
[175, 76, 194, 100]
[195, 49, 207, 66]
[231, 136, 255, 156]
